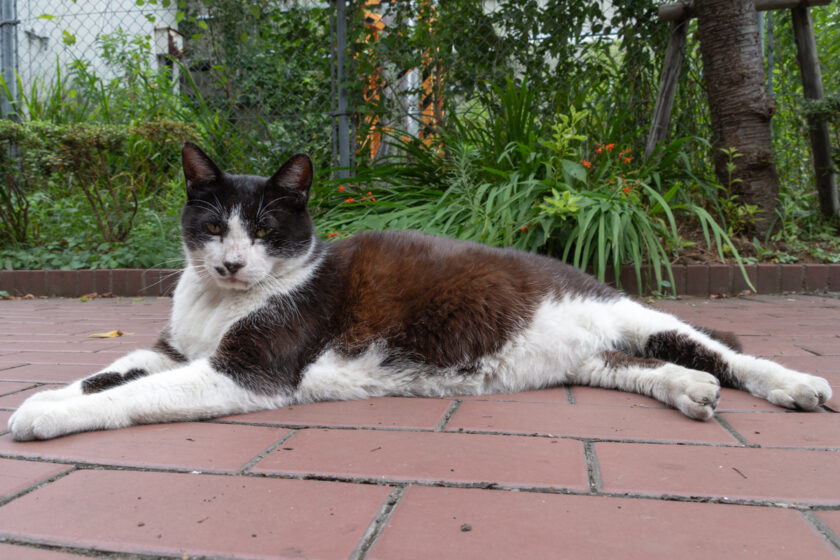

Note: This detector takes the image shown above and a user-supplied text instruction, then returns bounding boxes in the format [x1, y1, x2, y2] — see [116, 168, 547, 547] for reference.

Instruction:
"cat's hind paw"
[766, 374, 831, 411]
[668, 368, 721, 421]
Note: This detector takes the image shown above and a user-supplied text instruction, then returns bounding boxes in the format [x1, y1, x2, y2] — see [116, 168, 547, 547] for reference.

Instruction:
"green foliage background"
[0, 0, 837, 281]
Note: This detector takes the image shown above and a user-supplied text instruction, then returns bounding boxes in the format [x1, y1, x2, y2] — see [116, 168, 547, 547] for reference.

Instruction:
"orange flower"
[367, 192, 372, 196]
[344, 197, 355, 203]
[623, 186, 631, 195]
[338, 185, 345, 193]
[595, 146, 603, 154]
[623, 156, 632, 164]
[327, 232, 338, 239]
[605, 143, 616, 152]
[581, 159, 592, 169]
[370, 197, 377, 202]
[520, 226, 527, 232]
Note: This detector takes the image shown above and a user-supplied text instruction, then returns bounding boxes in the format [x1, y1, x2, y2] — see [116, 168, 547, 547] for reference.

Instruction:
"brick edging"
[0, 269, 182, 298]
[1, 264, 839, 298]
[602, 263, 840, 297]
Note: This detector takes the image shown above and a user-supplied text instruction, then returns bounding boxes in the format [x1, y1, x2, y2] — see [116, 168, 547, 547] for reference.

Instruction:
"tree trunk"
[695, 0, 779, 236]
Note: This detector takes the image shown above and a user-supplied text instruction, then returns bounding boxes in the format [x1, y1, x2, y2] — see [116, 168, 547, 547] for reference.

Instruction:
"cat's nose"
[223, 260, 244, 274]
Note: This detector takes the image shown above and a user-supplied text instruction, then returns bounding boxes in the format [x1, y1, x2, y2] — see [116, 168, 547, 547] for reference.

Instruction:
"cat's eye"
[255, 229, 268, 239]
[206, 223, 223, 235]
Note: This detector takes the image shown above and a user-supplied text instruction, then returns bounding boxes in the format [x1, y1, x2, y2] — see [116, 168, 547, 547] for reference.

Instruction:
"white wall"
[17, 0, 178, 91]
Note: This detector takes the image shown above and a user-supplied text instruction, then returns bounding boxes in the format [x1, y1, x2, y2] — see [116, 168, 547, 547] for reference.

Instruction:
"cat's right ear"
[182, 142, 223, 194]
[267, 153, 314, 209]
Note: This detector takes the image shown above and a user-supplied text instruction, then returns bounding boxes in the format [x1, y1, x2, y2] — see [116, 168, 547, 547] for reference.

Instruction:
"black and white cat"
[8, 143, 831, 441]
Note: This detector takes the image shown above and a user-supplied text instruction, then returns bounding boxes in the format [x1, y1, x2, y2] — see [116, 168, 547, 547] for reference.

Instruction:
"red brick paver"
[251, 428, 589, 490]
[0, 470, 392, 559]
[368, 486, 836, 560]
[0, 294, 838, 558]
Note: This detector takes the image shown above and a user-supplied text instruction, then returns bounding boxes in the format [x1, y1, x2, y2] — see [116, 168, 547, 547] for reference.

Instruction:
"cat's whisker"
[139, 267, 190, 295]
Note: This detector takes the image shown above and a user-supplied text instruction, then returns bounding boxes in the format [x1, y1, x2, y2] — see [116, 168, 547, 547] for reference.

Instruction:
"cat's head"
[180, 142, 317, 291]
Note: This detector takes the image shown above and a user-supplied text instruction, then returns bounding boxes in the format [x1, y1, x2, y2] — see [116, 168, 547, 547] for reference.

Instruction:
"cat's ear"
[182, 142, 223, 192]
[267, 154, 313, 208]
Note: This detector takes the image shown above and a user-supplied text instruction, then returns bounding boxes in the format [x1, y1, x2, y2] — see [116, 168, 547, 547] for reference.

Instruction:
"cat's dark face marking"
[180, 143, 317, 290]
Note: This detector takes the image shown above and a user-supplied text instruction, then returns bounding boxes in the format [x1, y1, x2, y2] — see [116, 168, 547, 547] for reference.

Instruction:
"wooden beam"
[659, 0, 831, 22]
[791, 5, 839, 217]
[645, 20, 689, 159]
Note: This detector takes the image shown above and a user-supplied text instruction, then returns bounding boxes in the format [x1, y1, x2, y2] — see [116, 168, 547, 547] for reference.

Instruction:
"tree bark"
[695, 0, 780, 236]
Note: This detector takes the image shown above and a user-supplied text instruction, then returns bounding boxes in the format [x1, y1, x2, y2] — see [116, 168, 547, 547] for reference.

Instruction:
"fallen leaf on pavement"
[88, 330, 130, 338]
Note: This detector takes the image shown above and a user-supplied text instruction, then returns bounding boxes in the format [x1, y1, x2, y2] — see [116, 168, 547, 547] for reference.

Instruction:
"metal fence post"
[333, 0, 351, 179]
[0, 0, 17, 117]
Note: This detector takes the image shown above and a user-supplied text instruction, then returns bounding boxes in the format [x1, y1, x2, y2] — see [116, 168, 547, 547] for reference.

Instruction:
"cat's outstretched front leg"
[8, 358, 286, 441]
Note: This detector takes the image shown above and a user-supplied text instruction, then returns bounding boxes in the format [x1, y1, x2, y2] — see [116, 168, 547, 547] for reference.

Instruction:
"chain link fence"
[2, 1, 836, 170]
[1, 0, 630, 175]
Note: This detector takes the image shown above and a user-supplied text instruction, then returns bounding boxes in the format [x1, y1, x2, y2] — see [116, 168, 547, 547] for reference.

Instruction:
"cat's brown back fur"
[330, 230, 617, 368]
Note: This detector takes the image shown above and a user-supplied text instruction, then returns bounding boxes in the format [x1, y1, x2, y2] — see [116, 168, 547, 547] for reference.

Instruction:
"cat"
[8, 142, 832, 441]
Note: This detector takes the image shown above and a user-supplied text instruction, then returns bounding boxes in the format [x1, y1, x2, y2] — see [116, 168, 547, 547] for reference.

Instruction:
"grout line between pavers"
[714, 415, 754, 447]
[0, 465, 77, 508]
[796, 345, 824, 357]
[1, 453, 840, 511]
[443, 427, 748, 448]
[2, 433, 837, 484]
[235, 429, 299, 474]
[718, 408, 832, 414]
[0, 456, 252, 477]
[434, 400, 462, 432]
[0, 535, 212, 559]
[565, 386, 576, 404]
[212, 420, 753, 449]
[0, 363, 32, 372]
[800, 510, 840, 557]
[0, 384, 38, 398]
[205, 419, 437, 432]
[582, 440, 602, 493]
[349, 486, 406, 560]
[236, 469, 840, 510]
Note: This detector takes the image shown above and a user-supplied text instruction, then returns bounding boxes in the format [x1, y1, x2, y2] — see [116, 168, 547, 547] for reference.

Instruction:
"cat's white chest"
[169, 268, 272, 359]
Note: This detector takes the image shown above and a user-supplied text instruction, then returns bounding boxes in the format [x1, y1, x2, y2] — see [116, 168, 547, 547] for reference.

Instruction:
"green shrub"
[315, 80, 749, 294]
[0, 119, 191, 268]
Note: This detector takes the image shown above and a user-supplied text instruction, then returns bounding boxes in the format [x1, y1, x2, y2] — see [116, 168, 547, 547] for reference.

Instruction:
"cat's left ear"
[267, 154, 313, 208]
[182, 142, 224, 194]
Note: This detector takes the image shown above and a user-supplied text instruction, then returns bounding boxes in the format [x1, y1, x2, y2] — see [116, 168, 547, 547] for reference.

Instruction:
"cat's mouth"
[217, 276, 252, 290]
[211, 269, 253, 291]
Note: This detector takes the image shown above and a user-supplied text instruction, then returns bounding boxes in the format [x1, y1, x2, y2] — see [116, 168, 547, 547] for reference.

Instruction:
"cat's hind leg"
[572, 351, 722, 420]
[643, 329, 831, 411]
[602, 299, 831, 413]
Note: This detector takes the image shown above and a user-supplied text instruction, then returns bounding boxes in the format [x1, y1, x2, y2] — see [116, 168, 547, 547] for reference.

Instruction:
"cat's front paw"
[765, 373, 831, 411]
[8, 401, 74, 441]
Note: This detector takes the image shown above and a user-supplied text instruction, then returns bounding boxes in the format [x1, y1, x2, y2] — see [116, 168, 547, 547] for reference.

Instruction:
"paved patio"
[0, 294, 838, 559]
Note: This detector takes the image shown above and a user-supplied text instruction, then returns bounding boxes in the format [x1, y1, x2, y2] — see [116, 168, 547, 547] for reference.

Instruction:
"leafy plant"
[316, 82, 751, 294]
